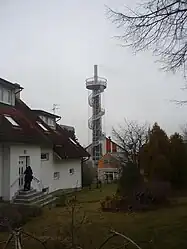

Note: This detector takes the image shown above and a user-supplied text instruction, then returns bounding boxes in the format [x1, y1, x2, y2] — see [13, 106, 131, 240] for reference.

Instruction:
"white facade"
[9, 145, 41, 200]
[98, 167, 120, 183]
[40, 148, 82, 192]
[0, 143, 82, 201]
[0, 145, 10, 200]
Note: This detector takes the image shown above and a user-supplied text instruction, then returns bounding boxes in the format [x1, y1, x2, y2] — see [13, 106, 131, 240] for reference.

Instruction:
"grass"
[1, 184, 187, 248]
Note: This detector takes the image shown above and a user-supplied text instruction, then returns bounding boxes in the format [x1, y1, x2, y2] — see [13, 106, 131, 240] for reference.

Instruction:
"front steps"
[13, 189, 57, 207]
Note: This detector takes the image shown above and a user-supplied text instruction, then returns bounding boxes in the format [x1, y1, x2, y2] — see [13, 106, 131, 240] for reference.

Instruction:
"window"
[7, 90, 11, 103]
[54, 172, 60, 180]
[0, 88, 14, 105]
[37, 122, 48, 131]
[4, 115, 19, 126]
[2, 89, 12, 104]
[48, 118, 54, 127]
[41, 153, 49, 160]
[104, 159, 110, 164]
[39, 116, 45, 122]
[69, 168, 75, 175]
[69, 138, 77, 145]
[39, 116, 55, 127]
[0, 88, 2, 101]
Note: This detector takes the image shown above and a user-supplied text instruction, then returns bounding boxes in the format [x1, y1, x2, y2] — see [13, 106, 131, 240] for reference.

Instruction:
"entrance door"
[18, 156, 30, 189]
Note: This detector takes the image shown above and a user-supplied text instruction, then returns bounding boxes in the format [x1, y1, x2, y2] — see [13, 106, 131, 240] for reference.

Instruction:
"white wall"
[9, 145, 41, 199]
[0, 145, 10, 200]
[2, 144, 82, 199]
[40, 148, 82, 192]
[0, 145, 2, 197]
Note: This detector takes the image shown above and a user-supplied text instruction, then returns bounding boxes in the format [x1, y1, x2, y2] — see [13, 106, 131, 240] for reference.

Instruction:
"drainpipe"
[81, 156, 90, 188]
[15, 87, 23, 99]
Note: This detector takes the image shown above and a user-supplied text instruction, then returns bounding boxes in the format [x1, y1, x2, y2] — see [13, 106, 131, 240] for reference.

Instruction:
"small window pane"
[41, 153, 49, 160]
[7, 90, 11, 103]
[0, 88, 2, 101]
[4, 115, 19, 126]
[3, 89, 8, 103]
[69, 138, 77, 145]
[37, 122, 48, 131]
[54, 172, 60, 180]
[69, 168, 75, 175]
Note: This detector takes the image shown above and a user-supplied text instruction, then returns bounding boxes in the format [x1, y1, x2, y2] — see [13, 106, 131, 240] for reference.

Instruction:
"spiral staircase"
[86, 65, 107, 166]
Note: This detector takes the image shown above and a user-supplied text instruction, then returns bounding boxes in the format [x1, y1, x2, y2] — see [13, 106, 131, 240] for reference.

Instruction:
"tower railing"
[86, 77, 107, 88]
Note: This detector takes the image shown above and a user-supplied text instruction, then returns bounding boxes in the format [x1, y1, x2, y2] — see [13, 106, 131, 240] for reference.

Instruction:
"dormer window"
[3, 89, 11, 104]
[0, 86, 13, 105]
[4, 115, 19, 126]
[39, 115, 55, 129]
[0, 78, 23, 106]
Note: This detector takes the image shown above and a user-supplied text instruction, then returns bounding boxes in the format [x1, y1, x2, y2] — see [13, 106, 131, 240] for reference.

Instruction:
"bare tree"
[180, 123, 187, 141]
[112, 119, 149, 168]
[108, 0, 187, 75]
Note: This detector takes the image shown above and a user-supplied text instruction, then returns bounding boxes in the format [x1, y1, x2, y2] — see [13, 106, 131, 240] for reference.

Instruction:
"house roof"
[0, 101, 51, 145]
[101, 152, 126, 161]
[108, 152, 126, 161]
[18, 99, 89, 158]
[0, 78, 23, 90]
[85, 135, 123, 150]
[60, 125, 75, 132]
[32, 110, 61, 119]
[55, 124, 89, 158]
[0, 97, 90, 159]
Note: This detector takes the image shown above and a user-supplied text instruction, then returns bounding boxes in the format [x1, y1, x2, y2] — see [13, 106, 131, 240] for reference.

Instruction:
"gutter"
[81, 156, 90, 188]
[82, 156, 90, 163]
[56, 117, 61, 123]
[15, 87, 23, 95]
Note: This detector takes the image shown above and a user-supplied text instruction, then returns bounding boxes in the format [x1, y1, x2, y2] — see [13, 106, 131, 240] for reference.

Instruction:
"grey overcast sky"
[0, 0, 187, 146]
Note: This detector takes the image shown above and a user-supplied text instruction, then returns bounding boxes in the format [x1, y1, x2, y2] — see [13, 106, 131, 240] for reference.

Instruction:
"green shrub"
[82, 161, 96, 187]
[118, 162, 143, 197]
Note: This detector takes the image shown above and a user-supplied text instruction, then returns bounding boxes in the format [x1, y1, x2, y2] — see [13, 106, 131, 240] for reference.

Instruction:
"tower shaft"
[86, 65, 107, 167]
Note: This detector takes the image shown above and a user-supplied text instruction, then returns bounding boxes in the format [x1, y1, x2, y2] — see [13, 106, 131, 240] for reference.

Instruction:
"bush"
[118, 162, 143, 197]
[0, 203, 42, 231]
[101, 181, 171, 212]
[82, 161, 96, 187]
[145, 181, 171, 205]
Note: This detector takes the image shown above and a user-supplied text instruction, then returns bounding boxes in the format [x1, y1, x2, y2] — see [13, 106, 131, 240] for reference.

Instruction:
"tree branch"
[107, 0, 187, 75]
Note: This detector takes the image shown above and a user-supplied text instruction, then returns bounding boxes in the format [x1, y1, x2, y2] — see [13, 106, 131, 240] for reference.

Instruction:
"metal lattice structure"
[86, 65, 107, 167]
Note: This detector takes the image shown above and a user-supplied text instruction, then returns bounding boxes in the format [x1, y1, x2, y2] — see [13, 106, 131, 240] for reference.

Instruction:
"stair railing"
[32, 176, 44, 192]
[10, 175, 44, 192]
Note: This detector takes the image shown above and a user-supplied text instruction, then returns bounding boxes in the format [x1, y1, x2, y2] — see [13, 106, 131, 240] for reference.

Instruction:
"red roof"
[0, 99, 90, 159]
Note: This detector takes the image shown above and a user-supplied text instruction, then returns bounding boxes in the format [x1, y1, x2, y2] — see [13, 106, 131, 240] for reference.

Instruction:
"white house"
[0, 78, 89, 201]
[86, 136, 123, 158]
[86, 135, 124, 167]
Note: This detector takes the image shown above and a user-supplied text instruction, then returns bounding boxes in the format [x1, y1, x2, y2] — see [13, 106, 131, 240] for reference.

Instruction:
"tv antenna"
[52, 104, 60, 115]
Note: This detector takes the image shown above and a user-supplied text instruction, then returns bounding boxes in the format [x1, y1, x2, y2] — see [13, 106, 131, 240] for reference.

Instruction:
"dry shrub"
[0, 203, 42, 230]
[101, 181, 171, 212]
[145, 181, 171, 205]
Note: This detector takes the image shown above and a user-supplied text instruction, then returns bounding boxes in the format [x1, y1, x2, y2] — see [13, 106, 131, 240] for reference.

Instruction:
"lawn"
[1, 184, 187, 249]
